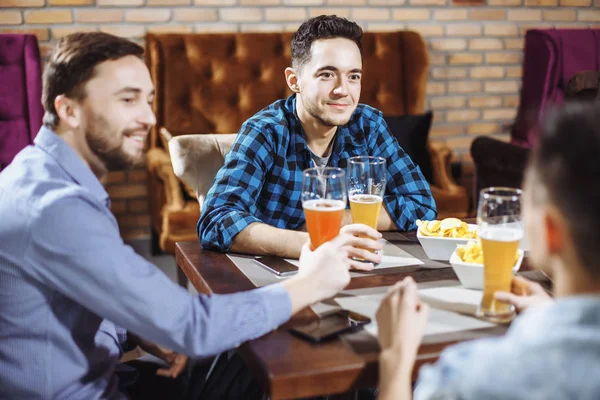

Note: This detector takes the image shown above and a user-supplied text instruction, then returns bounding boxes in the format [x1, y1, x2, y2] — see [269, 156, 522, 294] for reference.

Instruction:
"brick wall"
[2, 0, 599, 238]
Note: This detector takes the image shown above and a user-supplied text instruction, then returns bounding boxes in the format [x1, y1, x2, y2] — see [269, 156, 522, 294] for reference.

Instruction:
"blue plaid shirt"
[198, 95, 436, 252]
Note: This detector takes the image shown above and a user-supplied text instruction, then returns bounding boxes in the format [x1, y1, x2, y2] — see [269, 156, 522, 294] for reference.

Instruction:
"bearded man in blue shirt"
[0, 32, 383, 399]
[198, 15, 437, 259]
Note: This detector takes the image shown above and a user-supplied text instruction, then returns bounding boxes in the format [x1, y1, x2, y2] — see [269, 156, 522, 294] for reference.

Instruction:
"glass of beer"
[347, 156, 386, 262]
[476, 187, 523, 323]
[302, 167, 347, 249]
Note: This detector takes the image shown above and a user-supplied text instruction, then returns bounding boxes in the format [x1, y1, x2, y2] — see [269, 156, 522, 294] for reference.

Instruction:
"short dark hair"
[42, 32, 144, 129]
[291, 15, 363, 71]
[529, 101, 600, 275]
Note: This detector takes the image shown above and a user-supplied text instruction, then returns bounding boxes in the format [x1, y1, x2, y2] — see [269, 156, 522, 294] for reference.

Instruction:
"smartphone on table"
[254, 256, 298, 277]
[289, 310, 372, 343]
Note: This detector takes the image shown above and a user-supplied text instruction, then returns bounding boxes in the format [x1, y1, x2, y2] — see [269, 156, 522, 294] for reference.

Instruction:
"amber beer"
[349, 194, 382, 229]
[479, 228, 522, 318]
[303, 199, 345, 249]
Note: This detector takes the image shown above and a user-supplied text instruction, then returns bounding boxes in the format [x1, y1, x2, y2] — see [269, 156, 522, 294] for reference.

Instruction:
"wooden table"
[175, 231, 540, 399]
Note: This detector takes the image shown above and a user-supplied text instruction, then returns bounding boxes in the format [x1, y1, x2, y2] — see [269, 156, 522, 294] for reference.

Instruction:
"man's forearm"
[231, 222, 309, 258]
[378, 349, 415, 400]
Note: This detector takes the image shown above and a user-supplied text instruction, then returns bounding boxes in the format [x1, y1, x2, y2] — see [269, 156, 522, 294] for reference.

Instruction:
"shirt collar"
[34, 126, 110, 207]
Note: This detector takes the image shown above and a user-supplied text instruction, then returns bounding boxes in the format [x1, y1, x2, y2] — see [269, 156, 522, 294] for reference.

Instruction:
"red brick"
[430, 96, 467, 109]
[103, 171, 127, 185]
[426, 82, 446, 95]
[561, 0, 591, 4]
[524, 0, 558, 5]
[469, 96, 502, 108]
[0, 12, 22, 25]
[469, 38, 503, 50]
[309, 8, 350, 18]
[470, 10, 506, 20]
[128, 200, 149, 213]
[76, 10, 124, 23]
[433, 9, 469, 21]
[447, 110, 480, 122]
[484, 24, 519, 37]
[448, 53, 483, 65]
[446, 24, 482, 37]
[504, 96, 520, 108]
[483, 109, 518, 121]
[2, 0, 43, 5]
[543, 10, 577, 22]
[0, 27, 49, 41]
[406, 24, 443, 37]
[173, 8, 218, 22]
[432, 68, 468, 79]
[110, 200, 127, 214]
[392, 9, 429, 20]
[107, 184, 147, 199]
[350, 8, 391, 20]
[25, 10, 73, 24]
[470, 66, 504, 79]
[430, 39, 468, 51]
[467, 122, 500, 135]
[430, 125, 465, 138]
[448, 81, 482, 93]
[484, 81, 520, 93]
[486, 52, 520, 64]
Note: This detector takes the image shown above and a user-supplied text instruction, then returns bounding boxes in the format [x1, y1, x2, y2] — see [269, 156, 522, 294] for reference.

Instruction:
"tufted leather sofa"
[145, 31, 469, 254]
[0, 34, 43, 172]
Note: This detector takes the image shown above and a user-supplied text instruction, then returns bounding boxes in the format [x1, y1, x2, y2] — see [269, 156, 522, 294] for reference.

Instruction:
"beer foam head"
[303, 199, 346, 211]
[349, 194, 383, 203]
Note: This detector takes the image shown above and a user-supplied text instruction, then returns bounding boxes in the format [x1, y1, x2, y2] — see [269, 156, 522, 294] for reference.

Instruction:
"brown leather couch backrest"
[146, 31, 428, 150]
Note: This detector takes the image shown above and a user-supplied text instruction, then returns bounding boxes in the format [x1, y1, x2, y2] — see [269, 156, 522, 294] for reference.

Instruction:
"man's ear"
[285, 67, 300, 93]
[544, 205, 566, 256]
[54, 94, 81, 129]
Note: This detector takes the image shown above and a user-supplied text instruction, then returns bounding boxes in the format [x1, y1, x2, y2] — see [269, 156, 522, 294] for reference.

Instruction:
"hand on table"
[494, 275, 553, 314]
[376, 277, 429, 360]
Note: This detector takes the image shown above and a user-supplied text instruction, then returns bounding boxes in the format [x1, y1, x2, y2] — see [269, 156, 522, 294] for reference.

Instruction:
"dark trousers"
[120, 351, 264, 400]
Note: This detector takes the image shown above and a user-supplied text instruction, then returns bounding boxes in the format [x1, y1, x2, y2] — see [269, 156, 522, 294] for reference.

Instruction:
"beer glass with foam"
[301, 168, 347, 249]
[477, 187, 523, 323]
[347, 156, 386, 262]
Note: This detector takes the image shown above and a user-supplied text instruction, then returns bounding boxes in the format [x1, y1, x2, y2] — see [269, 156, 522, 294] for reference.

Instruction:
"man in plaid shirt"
[198, 15, 436, 258]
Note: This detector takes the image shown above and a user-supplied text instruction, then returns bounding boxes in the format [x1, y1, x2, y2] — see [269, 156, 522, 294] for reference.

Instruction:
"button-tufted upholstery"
[0, 34, 43, 172]
[145, 31, 467, 255]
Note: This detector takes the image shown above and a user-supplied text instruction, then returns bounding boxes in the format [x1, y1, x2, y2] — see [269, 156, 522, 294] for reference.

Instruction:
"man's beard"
[85, 112, 145, 172]
[301, 96, 352, 127]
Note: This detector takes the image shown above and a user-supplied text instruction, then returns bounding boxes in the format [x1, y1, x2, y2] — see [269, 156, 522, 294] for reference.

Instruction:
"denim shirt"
[0, 127, 292, 399]
[415, 296, 600, 400]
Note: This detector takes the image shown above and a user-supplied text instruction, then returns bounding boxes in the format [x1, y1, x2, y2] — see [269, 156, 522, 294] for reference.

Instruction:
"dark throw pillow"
[384, 111, 434, 183]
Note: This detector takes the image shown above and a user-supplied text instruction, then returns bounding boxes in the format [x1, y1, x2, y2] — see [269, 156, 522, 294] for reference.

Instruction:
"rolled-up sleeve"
[198, 122, 274, 252]
[25, 195, 292, 357]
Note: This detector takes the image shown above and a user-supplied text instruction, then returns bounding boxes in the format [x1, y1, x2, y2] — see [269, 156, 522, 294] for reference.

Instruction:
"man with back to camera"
[198, 15, 437, 260]
[0, 32, 383, 399]
[375, 102, 600, 399]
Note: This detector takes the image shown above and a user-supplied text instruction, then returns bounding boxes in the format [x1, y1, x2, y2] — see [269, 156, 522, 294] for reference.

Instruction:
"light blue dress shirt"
[415, 296, 600, 399]
[0, 127, 292, 399]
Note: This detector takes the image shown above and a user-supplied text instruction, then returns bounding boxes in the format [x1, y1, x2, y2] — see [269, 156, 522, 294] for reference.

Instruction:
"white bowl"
[417, 224, 478, 261]
[449, 245, 524, 290]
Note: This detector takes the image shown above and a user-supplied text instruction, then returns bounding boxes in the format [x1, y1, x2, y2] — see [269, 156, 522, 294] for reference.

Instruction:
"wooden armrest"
[428, 141, 462, 193]
[146, 148, 185, 212]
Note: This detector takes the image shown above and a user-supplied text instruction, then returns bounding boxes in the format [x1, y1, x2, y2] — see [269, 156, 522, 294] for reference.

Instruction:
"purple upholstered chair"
[0, 34, 43, 172]
[471, 28, 600, 205]
[512, 28, 600, 148]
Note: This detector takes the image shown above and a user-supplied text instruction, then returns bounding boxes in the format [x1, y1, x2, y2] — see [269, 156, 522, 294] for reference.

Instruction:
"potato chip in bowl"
[417, 218, 477, 239]
[416, 218, 478, 260]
